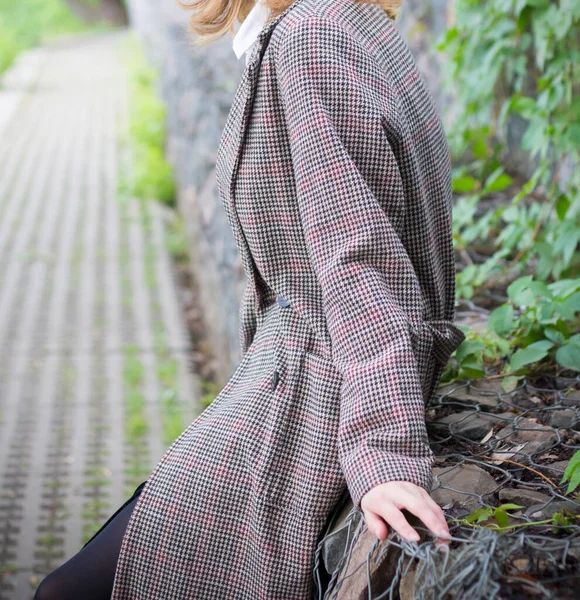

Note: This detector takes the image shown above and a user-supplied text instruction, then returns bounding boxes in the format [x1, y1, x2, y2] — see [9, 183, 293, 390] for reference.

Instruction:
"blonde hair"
[177, 0, 403, 47]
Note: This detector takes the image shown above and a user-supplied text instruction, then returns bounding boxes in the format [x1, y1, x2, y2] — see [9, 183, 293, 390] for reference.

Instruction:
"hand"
[360, 481, 451, 551]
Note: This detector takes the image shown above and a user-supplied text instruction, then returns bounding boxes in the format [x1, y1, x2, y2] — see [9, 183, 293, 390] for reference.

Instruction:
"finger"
[400, 501, 450, 545]
[375, 504, 420, 542]
[390, 488, 450, 536]
[363, 509, 389, 542]
[393, 489, 450, 537]
[375, 488, 450, 542]
[423, 493, 452, 531]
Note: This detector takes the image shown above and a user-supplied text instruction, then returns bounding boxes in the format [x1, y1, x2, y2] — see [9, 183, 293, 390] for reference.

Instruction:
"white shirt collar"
[232, 0, 270, 64]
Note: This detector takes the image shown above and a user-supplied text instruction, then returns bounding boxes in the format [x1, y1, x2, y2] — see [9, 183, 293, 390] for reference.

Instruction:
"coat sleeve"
[275, 16, 437, 511]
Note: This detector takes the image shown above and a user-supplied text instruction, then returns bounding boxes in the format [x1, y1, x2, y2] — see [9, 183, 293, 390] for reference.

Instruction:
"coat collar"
[216, 0, 308, 301]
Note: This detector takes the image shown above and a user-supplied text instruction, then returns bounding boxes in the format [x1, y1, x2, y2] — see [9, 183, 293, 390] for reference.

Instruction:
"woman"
[35, 0, 465, 598]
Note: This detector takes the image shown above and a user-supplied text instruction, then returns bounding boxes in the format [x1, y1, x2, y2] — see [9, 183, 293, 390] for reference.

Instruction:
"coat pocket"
[259, 349, 347, 518]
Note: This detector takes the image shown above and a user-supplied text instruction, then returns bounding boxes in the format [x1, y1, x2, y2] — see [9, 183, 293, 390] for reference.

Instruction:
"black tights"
[34, 481, 341, 599]
[34, 482, 147, 600]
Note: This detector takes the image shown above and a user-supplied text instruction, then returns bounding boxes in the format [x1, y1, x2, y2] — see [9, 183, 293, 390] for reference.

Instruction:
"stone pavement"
[0, 30, 200, 599]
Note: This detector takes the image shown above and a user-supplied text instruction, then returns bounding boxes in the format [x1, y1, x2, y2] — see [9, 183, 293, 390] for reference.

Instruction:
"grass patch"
[157, 359, 184, 444]
[119, 34, 176, 206]
[0, 563, 18, 575]
[0, 0, 93, 76]
[165, 213, 189, 263]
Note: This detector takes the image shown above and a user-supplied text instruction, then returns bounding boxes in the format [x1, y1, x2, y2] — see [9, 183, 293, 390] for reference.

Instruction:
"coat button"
[277, 294, 291, 308]
[272, 370, 280, 391]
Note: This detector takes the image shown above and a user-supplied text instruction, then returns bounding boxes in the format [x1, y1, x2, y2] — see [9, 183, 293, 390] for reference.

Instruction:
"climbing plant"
[442, 0, 580, 290]
[438, 0, 580, 378]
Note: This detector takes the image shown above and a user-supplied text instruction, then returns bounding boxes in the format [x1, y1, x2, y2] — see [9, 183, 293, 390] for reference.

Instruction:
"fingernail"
[438, 530, 450, 539]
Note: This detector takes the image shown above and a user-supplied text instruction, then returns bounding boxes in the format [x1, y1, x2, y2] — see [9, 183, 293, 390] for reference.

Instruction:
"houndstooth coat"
[111, 0, 466, 598]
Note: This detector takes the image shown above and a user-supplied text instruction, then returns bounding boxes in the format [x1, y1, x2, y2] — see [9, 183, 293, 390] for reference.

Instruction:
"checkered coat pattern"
[110, 0, 466, 597]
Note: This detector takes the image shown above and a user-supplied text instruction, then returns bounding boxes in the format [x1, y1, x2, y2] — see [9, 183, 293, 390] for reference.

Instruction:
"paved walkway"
[0, 30, 199, 599]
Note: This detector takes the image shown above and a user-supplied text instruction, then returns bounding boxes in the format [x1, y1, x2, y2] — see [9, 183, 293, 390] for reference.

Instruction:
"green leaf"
[485, 172, 513, 194]
[561, 450, 580, 483]
[497, 503, 526, 511]
[553, 225, 580, 268]
[507, 276, 536, 306]
[537, 302, 558, 324]
[465, 506, 494, 524]
[472, 138, 488, 159]
[510, 95, 537, 119]
[555, 344, 580, 371]
[509, 345, 550, 371]
[494, 508, 508, 528]
[455, 340, 485, 362]
[488, 304, 514, 336]
[559, 292, 580, 320]
[527, 339, 555, 352]
[544, 327, 566, 345]
[565, 467, 580, 495]
[453, 175, 478, 193]
[495, 503, 526, 527]
[459, 360, 486, 379]
[555, 194, 571, 221]
[549, 279, 580, 299]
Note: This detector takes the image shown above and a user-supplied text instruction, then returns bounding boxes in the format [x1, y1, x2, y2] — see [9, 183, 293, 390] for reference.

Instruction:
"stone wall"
[63, 0, 128, 25]
[125, 0, 247, 381]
